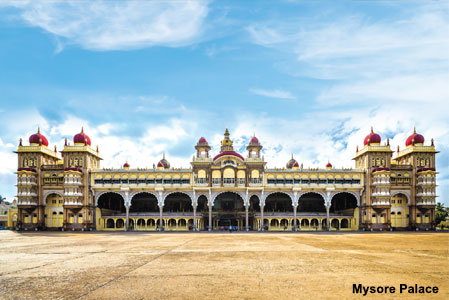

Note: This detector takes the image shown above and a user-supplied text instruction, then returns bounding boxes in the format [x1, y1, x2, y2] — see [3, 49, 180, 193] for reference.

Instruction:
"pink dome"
[29, 128, 48, 147]
[198, 137, 208, 144]
[364, 128, 381, 145]
[213, 151, 244, 161]
[326, 162, 332, 168]
[406, 129, 424, 146]
[249, 136, 259, 144]
[74, 128, 91, 146]
[123, 162, 130, 168]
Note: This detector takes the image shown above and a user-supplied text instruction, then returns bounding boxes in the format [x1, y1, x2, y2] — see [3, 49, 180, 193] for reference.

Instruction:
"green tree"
[435, 202, 448, 225]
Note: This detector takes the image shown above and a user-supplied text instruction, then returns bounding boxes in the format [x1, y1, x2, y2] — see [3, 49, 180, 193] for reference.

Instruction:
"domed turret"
[405, 128, 425, 147]
[364, 127, 381, 146]
[326, 161, 332, 169]
[123, 162, 130, 169]
[157, 154, 170, 169]
[73, 127, 91, 146]
[198, 137, 208, 144]
[247, 133, 263, 158]
[29, 128, 49, 147]
[286, 155, 298, 169]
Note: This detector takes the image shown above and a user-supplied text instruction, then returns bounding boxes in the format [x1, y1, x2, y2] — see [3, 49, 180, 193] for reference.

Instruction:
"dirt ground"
[0, 231, 447, 300]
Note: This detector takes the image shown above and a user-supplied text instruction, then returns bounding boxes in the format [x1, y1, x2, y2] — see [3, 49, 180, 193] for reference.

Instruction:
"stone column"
[293, 204, 297, 231]
[245, 205, 249, 231]
[260, 205, 264, 231]
[193, 205, 197, 231]
[125, 205, 130, 232]
[208, 204, 212, 231]
[325, 205, 330, 230]
[159, 205, 163, 231]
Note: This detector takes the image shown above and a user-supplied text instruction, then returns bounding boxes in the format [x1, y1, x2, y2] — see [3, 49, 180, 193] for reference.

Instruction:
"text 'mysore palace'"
[9, 127, 438, 232]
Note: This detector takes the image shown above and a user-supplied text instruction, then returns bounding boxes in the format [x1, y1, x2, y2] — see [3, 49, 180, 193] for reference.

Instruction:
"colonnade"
[95, 190, 361, 232]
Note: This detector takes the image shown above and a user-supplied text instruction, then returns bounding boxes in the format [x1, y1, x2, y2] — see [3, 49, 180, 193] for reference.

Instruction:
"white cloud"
[2, 0, 210, 51]
[249, 88, 296, 100]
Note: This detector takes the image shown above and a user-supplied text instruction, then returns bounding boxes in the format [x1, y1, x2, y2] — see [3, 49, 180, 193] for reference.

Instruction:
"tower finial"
[96, 145, 99, 153]
[397, 145, 400, 153]
[65, 138, 68, 146]
[54, 145, 57, 153]
[370, 126, 373, 134]
[413, 127, 416, 134]
[431, 138, 434, 146]
[163, 152, 165, 159]
[81, 126, 84, 133]
[38, 127, 40, 134]
[387, 138, 390, 146]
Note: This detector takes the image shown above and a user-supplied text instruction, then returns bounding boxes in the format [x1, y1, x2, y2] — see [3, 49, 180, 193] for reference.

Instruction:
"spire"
[431, 138, 434, 146]
[54, 145, 57, 153]
[96, 145, 99, 153]
[356, 145, 358, 152]
[397, 145, 400, 153]
[224, 128, 230, 137]
[81, 126, 84, 134]
[387, 138, 390, 146]
[370, 126, 373, 134]
[65, 138, 68, 146]
[19, 138, 22, 146]
[37, 127, 40, 134]
[163, 152, 165, 159]
[413, 127, 416, 134]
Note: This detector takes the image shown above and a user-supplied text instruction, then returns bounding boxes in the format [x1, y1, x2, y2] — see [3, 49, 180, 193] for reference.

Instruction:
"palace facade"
[9, 127, 438, 231]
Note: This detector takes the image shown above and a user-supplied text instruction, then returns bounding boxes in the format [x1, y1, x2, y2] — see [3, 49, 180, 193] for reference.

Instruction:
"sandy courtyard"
[0, 231, 447, 300]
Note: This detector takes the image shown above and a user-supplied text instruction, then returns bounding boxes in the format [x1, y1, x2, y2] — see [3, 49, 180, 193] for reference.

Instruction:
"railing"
[416, 199, 435, 205]
[372, 200, 390, 206]
[65, 200, 83, 205]
[18, 200, 37, 206]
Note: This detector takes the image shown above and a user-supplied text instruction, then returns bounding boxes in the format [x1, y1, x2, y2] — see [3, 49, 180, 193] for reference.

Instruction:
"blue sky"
[0, 1, 448, 205]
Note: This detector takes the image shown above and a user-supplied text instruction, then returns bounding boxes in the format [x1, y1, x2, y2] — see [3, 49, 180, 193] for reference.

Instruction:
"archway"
[130, 192, 158, 214]
[264, 193, 293, 213]
[298, 193, 325, 213]
[331, 219, 339, 229]
[164, 193, 193, 213]
[116, 219, 125, 228]
[97, 193, 125, 216]
[106, 219, 115, 228]
[330, 192, 358, 215]
[213, 192, 245, 229]
[45, 193, 64, 228]
[341, 218, 349, 228]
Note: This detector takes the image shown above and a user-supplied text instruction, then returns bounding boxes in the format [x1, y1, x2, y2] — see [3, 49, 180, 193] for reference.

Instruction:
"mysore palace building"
[8, 127, 438, 232]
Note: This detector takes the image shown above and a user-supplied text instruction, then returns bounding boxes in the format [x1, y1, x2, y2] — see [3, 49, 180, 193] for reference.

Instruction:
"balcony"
[416, 199, 435, 205]
[372, 192, 390, 197]
[372, 180, 390, 186]
[64, 192, 83, 197]
[372, 200, 390, 206]
[194, 178, 209, 187]
[64, 200, 83, 206]
[18, 200, 37, 206]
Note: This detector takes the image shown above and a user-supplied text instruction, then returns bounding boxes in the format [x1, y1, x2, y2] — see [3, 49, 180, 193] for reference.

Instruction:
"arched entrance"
[264, 193, 293, 231]
[164, 193, 193, 213]
[98, 192, 125, 216]
[391, 193, 409, 228]
[330, 192, 357, 214]
[298, 192, 326, 231]
[130, 192, 159, 214]
[45, 193, 64, 228]
[213, 192, 245, 230]
[197, 195, 208, 230]
[248, 195, 260, 231]
[298, 193, 325, 213]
